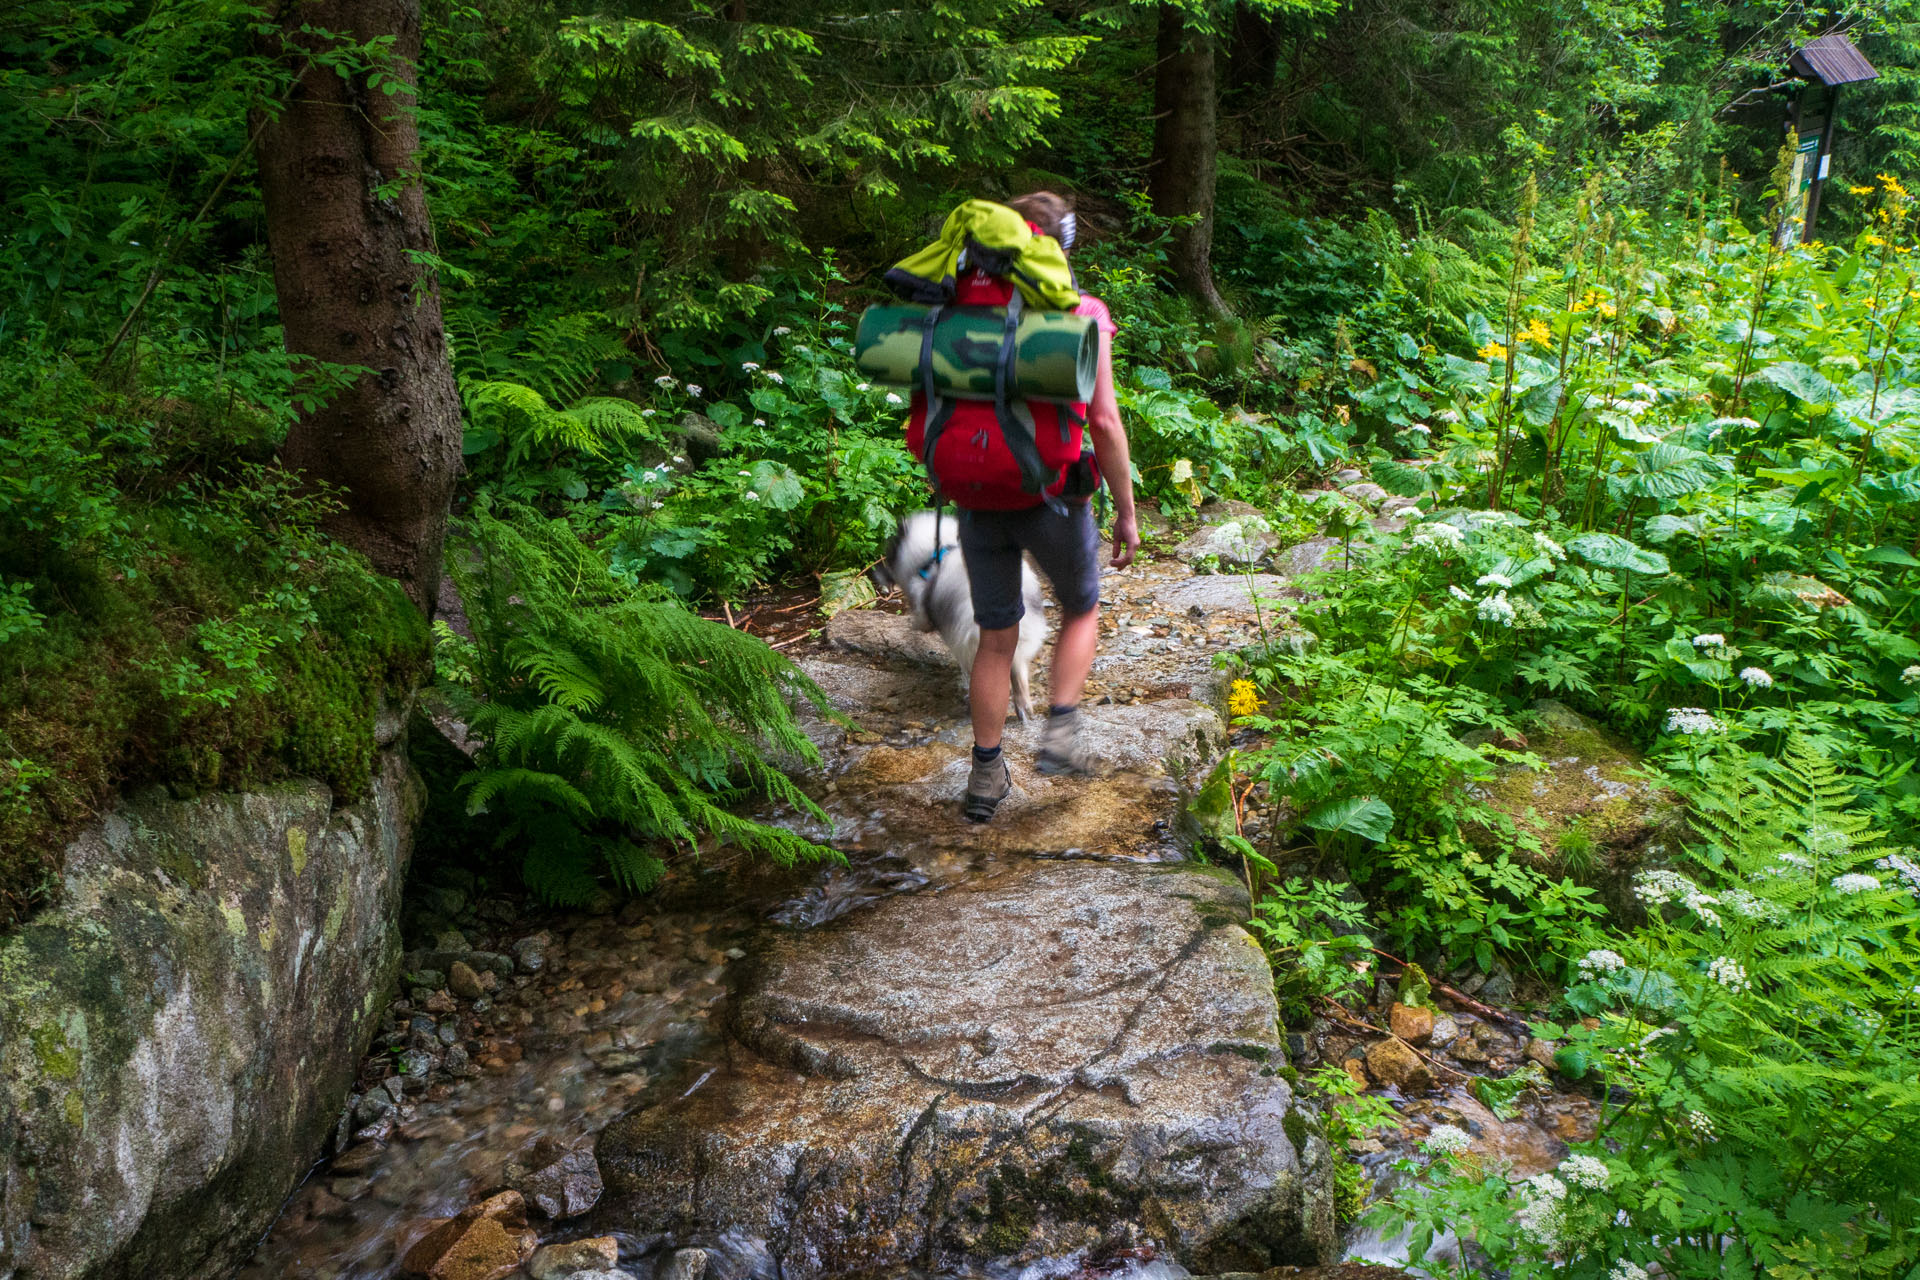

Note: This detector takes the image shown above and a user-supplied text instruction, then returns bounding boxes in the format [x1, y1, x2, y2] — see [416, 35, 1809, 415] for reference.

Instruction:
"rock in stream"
[596, 860, 1336, 1275]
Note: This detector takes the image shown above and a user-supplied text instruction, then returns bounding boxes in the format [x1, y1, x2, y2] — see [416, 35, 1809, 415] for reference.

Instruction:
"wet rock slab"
[596, 861, 1335, 1276]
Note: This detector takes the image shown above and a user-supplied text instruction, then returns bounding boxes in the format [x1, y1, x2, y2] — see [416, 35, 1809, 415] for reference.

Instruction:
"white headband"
[1059, 211, 1077, 250]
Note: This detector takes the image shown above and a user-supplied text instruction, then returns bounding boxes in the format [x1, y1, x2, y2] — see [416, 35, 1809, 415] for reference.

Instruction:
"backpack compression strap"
[992, 293, 1065, 507]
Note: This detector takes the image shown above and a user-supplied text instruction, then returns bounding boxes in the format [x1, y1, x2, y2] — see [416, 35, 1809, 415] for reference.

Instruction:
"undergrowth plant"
[1372, 737, 1920, 1278]
[443, 504, 837, 903]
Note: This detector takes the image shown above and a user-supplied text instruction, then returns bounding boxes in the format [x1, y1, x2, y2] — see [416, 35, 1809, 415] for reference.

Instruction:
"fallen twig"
[1367, 948, 1534, 1032]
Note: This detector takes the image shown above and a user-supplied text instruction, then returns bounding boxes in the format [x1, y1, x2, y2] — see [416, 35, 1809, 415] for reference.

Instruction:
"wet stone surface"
[236, 513, 1594, 1280]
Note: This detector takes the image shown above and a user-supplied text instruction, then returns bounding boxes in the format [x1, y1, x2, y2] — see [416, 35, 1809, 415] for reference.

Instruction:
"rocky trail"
[237, 490, 1602, 1280]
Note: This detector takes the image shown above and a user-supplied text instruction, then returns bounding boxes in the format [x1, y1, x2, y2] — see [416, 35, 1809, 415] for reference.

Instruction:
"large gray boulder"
[596, 860, 1335, 1276]
[0, 750, 421, 1280]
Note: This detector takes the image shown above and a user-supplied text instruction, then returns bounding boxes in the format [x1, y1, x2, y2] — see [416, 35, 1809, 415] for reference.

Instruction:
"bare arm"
[1086, 328, 1138, 568]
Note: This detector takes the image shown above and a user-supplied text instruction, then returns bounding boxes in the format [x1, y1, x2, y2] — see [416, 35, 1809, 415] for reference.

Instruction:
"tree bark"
[1149, 4, 1229, 317]
[256, 0, 462, 613]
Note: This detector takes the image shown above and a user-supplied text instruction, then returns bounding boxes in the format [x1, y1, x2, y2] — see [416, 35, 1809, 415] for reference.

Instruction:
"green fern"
[446, 504, 836, 903]
[464, 380, 657, 469]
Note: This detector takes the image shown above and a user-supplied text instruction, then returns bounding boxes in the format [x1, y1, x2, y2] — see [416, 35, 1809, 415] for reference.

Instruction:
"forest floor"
[239, 503, 1597, 1280]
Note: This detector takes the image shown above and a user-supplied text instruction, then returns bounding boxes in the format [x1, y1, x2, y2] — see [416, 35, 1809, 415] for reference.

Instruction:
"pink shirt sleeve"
[1074, 294, 1118, 336]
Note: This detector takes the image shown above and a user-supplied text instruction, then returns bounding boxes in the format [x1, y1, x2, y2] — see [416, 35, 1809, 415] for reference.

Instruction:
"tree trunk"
[1149, 4, 1229, 317]
[256, 0, 462, 613]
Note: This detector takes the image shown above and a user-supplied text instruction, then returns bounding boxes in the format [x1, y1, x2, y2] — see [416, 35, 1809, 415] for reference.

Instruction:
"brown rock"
[1363, 1037, 1434, 1093]
[330, 1141, 385, 1176]
[427, 1216, 530, 1280]
[400, 1194, 534, 1279]
[448, 961, 486, 1001]
[1524, 1037, 1559, 1072]
[1340, 1058, 1370, 1091]
[1388, 1003, 1434, 1044]
[528, 1237, 620, 1280]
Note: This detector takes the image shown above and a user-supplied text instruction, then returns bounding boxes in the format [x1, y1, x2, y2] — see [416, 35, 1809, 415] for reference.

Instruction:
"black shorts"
[959, 501, 1101, 630]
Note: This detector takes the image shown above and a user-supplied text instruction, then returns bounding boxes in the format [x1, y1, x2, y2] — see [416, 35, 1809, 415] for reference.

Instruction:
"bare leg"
[1048, 605, 1100, 709]
[970, 625, 1019, 750]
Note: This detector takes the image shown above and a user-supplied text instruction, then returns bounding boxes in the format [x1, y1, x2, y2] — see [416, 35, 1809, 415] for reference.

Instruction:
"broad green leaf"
[1756, 361, 1841, 405]
[1863, 545, 1920, 568]
[1610, 443, 1733, 501]
[1302, 795, 1395, 842]
[1569, 532, 1670, 576]
[750, 460, 804, 510]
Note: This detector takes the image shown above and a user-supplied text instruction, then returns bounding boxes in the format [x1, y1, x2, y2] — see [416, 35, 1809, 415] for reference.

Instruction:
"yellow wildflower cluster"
[1850, 184, 1877, 197]
[1228, 679, 1262, 719]
[1518, 317, 1554, 347]
[1571, 288, 1616, 319]
[1881, 173, 1911, 200]
[1477, 340, 1509, 362]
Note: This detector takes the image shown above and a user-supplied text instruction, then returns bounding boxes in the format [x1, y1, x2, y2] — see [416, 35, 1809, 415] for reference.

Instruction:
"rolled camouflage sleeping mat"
[854, 304, 1098, 403]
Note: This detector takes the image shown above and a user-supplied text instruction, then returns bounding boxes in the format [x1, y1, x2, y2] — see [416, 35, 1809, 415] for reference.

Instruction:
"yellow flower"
[1850, 184, 1877, 196]
[1880, 173, 1910, 200]
[1228, 679, 1262, 719]
[1477, 341, 1509, 362]
[1519, 317, 1554, 347]
[1864, 233, 1887, 247]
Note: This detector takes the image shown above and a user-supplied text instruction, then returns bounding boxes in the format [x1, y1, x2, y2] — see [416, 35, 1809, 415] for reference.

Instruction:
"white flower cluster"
[885, 391, 904, 405]
[1738, 666, 1773, 689]
[1411, 521, 1466, 551]
[1559, 1154, 1611, 1189]
[740, 360, 761, 372]
[1687, 1109, 1716, 1141]
[771, 325, 792, 336]
[1477, 592, 1516, 627]
[687, 383, 704, 397]
[763, 370, 784, 384]
[1776, 850, 1812, 869]
[1578, 948, 1627, 977]
[1609, 1261, 1650, 1280]
[856, 381, 871, 392]
[1634, 870, 1722, 925]
[1875, 853, 1920, 895]
[1903, 664, 1920, 687]
[1533, 531, 1566, 559]
[1805, 826, 1851, 859]
[1423, 1123, 1472, 1156]
[1449, 584, 1473, 603]
[1664, 706, 1725, 735]
[1721, 887, 1772, 920]
[1692, 632, 1725, 648]
[1706, 956, 1750, 991]
[1515, 1173, 1567, 1246]
[1477, 572, 1513, 589]
[1831, 873, 1882, 895]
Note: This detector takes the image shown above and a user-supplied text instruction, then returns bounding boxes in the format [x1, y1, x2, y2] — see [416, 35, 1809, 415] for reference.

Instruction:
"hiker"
[894, 191, 1140, 821]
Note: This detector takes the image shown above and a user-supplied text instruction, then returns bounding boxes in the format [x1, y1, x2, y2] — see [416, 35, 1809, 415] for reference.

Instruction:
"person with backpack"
[885, 191, 1140, 822]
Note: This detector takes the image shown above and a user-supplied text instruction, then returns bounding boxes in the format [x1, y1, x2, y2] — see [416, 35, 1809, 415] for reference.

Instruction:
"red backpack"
[904, 261, 1094, 511]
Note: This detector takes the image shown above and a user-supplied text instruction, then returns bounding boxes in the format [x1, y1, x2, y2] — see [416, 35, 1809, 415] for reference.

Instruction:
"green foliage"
[443, 505, 838, 904]
[1374, 737, 1920, 1277]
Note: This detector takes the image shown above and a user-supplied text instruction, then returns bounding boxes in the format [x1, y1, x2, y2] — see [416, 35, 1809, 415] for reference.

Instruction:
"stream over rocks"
[235, 511, 1564, 1280]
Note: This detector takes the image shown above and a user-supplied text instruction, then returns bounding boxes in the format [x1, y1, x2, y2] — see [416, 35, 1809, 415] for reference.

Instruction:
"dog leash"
[918, 501, 951, 581]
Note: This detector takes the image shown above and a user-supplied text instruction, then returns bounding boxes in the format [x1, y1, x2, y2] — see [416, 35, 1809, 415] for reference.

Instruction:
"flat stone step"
[594, 860, 1335, 1275]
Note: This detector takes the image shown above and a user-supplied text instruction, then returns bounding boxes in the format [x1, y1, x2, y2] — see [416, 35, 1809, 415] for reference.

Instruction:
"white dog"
[875, 509, 1048, 722]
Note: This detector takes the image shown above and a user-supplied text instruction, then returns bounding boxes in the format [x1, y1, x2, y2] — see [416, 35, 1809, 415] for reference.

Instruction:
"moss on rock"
[0, 513, 427, 926]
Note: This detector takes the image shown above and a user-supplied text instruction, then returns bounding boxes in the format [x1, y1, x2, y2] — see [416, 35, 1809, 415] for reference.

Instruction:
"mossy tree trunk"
[255, 0, 462, 614]
[1149, 4, 1230, 318]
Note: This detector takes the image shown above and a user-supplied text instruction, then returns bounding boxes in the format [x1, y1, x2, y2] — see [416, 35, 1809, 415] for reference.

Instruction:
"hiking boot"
[1036, 706, 1097, 776]
[963, 753, 1012, 823]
